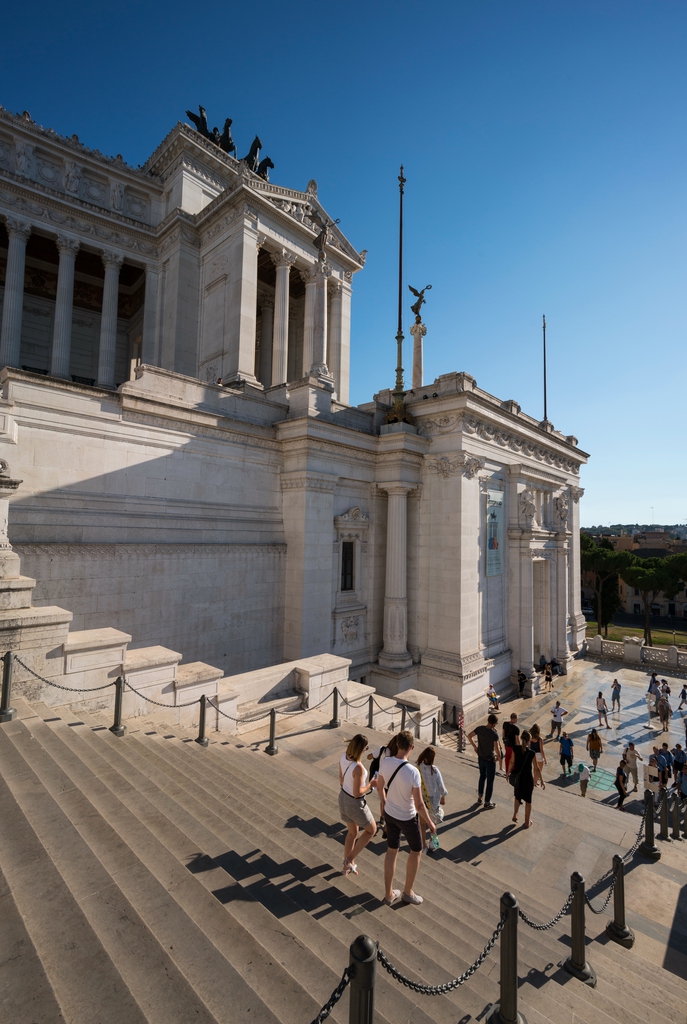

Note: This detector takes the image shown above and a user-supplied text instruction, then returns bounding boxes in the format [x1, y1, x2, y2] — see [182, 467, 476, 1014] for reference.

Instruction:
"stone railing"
[586, 634, 687, 674]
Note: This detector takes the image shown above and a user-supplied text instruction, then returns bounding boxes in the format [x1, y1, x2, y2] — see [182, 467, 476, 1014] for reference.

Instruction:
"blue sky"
[2, 1, 685, 526]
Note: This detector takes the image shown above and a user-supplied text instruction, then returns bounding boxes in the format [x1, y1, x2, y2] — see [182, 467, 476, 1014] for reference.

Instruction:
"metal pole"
[561, 872, 596, 987]
[401, 705, 406, 732]
[368, 694, 374, 730]
[432, 715, 437, 746]
[671, 793, 683, 841]
[348, 935, 376, 1024]
[0, 651, 16, 723]
[605, 855, 634, 948]
[330, 687, 340, 729]
[658, 791, 671, 841]
[109, 675, 126, 737]
[265, 707, 278, 756]
[195, 694, 209, 748]
[452, 704, 457, 728]
[638, 789, 661, 859]
[486, 893, 527, 1024]
[542, 314, 548, 422]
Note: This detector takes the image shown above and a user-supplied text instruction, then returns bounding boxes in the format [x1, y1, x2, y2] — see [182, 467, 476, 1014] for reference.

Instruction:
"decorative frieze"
[426, 452, 485, 479]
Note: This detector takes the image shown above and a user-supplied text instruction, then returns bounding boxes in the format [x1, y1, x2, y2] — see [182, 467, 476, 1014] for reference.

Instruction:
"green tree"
[620, 557, 684, 647]
[580, 540, 635, 640]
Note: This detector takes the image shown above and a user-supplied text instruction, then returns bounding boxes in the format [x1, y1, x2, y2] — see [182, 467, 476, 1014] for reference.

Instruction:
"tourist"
[648, 671, 659, 692]
[679, 764, 687, 804]
[416, 746, 448, 853]
[648, 677, 661, 711]
[467, 713, 503, 808]
[678, 684, 687, 711]
[661, 679, 671, 697]
[645, 755, 661, 804]
[502, 713, 520, 778]
[578, 762, 591, 797]
[615, 759, 628, 811]
[559, 732, 574, 775]
[511, 730, 542, 827]
[517, 670, 528, 696]
[611, 679, 621, 711]
[367, 736, 397, 835]
[658, 696, 672, 733]
[486, 683, 499, 710]
[586, 728, 603, 771]
[529, 723, 546, 786]
[672, 743, 686, 787]
[338, 733, 377, 876]
[622, 741, 643, 792]
[550, 657, 560, 676]
[544, 664, 553, 691]
[548, 700, 568, 739]
[596, 691, 610, 729]
[378, 730, 436, 906]
[660, 743, 674, 785]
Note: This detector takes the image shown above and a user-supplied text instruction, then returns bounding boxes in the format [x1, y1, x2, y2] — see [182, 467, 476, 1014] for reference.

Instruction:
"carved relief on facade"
[426, 452, 485, 479]
[418, 413, 461, 436]
[553, 493, 569, 528]
[569, 486, 584, 503]
[14, 141, 31, 175]
[65, 162, 82, 194]
[519, 488, 536, 524]
[340, 616, 359, 644]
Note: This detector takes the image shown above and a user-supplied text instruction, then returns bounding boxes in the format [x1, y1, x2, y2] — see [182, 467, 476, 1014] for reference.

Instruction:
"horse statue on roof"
[240, 136, 262, 173]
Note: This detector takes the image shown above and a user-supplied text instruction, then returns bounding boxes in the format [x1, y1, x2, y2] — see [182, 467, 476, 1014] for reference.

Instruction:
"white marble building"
[0, 105, 588, 721]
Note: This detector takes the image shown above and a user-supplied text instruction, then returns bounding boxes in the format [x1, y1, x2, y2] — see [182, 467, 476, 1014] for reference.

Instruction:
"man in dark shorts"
[502, 713, 520, 779]
[468, 713, 503, 809]
[378, 730, 436, 907]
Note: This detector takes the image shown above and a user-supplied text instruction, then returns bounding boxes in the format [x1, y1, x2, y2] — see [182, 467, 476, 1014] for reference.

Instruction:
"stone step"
[94, 719, 656, 1024]
[236, 692, 305, 734]
[6, 711, 340, 1024]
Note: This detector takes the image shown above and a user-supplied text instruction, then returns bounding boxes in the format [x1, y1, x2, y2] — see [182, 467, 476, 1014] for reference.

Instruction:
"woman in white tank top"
[338, 733, 377, 875]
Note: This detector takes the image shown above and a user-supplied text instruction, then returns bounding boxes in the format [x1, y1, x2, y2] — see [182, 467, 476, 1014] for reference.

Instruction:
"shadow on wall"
[8, 431, 286, 676]
[664, 884, 687, 981]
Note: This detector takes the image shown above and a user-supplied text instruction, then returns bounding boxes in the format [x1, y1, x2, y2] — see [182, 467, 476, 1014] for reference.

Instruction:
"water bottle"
[429, 831, 440, 851]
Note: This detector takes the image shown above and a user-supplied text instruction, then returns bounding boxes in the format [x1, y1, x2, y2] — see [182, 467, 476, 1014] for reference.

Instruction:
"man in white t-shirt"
[378, 730, 436, 907]
[547, 701, 568, 739]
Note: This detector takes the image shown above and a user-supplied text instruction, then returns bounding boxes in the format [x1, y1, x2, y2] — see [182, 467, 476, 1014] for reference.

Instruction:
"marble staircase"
[0, 697, 684, 1024]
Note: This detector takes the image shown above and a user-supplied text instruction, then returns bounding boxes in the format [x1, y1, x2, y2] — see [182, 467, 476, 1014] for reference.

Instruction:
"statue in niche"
[256, 156, 274, 181]
[240, 135, 263, 172]
[408, 283, 432, 321]
[15, 142, 30, 175]
[519, 489, 536, 523]
[65, 161, 81, 194]
[111, 182, 124, 212]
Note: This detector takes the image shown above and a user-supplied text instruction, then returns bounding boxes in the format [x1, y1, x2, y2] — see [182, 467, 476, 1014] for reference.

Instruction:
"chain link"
[518, 889, 574, 930]
[377, 914, 505, 994]
[14, 655, 117, 693]
[309, 966, 352, 1024]
[120, 677, 200, 709]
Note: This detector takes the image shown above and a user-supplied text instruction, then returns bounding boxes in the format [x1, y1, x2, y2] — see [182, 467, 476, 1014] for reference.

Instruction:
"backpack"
[368, 746, 387, 778]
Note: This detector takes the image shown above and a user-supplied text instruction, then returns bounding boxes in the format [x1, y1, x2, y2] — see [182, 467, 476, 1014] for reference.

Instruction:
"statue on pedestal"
[408, 283, 432, 321]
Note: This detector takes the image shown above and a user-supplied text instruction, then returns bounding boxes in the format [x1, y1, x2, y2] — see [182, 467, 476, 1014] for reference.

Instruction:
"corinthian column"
[271, 248, 296, 386]
[0, 218, 31, 370]
[50, 234, 80, 379]
[259, 296, 274, 388]
[410, 321, 426, 390]
[328, 279, 343, 398]
[97, 251, 124, 389]
[300, 265, 317, 375]
[310, 258, 332, 375]
[378, 483, 414, 669]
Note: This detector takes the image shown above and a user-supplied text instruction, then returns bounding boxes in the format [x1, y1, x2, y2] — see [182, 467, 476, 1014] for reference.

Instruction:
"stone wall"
[15, 542, 285, 676]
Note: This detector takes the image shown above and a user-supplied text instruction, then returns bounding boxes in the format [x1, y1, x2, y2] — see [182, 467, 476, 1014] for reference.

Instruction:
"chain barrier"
[122, 677, 201, 709]
[309, 966, 352, 1024]
[341, 694, 372, 709]
[377, 914, 505, 994]
[14, 655, 117, 693]
[518, 889, 574, 930]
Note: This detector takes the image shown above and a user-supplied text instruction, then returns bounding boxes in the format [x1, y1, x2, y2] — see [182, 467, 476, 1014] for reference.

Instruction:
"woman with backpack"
[338, 733, 377, 876]
[416, 747, 448, 853]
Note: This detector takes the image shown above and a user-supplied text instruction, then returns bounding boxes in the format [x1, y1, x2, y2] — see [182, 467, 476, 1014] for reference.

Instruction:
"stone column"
[410, 321, 426, 390]
[259, 296, 274, 388]
[337, 277, 352, 405]
[271, 248, 296, 386]
[0, 218, 31, 370]
[50, 235, 80, 379]
[310, 259, 332, 375]
[556, 541, 570, 669]
[520, 548, 535, 689]
[300, 266, 317, 376]
[378, 484, 414, 670]
[97, 251, 124, 389]
[328, 280, 343, 399]
[141, 265, 159, 365]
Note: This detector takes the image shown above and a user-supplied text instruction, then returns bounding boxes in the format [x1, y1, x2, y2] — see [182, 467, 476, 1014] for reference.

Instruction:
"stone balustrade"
[586, 634, 687, 674]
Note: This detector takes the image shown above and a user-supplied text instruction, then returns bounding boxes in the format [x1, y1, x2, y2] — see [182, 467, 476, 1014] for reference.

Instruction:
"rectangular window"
[634, 588, 639, 596]
[341, 541, 354, 591]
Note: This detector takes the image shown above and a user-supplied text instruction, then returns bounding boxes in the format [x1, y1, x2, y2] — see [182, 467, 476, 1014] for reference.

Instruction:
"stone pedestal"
[410, 321, 426, 390]
[394, 687, 442, 742]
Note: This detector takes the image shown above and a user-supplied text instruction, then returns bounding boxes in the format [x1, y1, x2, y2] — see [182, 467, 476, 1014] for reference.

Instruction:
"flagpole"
[542, 313, 548, 423]
[395, 165, 406, 394]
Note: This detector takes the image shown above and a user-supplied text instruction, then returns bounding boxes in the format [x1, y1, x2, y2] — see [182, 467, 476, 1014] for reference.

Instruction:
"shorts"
[560, 755, 572, 768]
[339, 789, 375, 829]
[535, 752, 545, 764]
[383, 811, 423, 853]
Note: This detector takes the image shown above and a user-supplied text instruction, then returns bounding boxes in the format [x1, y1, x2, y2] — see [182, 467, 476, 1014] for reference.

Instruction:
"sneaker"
[384, 889, 401, 906]
[484, 802, 497, 809]
[402, 892, 424, 905]
[476, 796, 483, 805]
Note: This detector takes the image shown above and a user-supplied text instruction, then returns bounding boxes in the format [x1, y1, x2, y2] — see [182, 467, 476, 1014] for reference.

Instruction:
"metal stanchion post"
[401, 705, 406, 732]
[452, 704, 457, 728]
[330, 687, 340, 729]
[0, 651, 16, 723]
[671, 793, 683, 841]
[368, 694, 374, 729]
[265, 707, 278, 756]
[195, 694, 209, 748]
[348, 935, 376, 1024]
[658, 791, 671, 841]
[638, 789, 661, 859]
[486, 893, 527, 1024]
[432, 715, 437, 746]
[605, 855, 635, 948]
[109, 675, 126, 737]
[561, 872, 596, 987]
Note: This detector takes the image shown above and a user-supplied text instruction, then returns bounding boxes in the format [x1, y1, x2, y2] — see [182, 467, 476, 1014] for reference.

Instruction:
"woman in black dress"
[512, 730, 543, 828]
